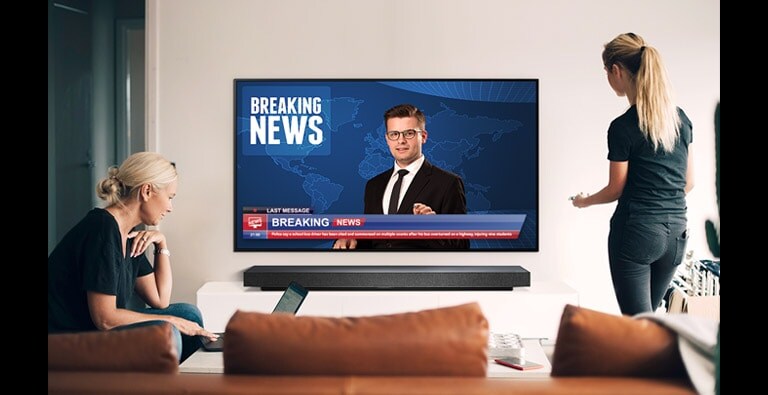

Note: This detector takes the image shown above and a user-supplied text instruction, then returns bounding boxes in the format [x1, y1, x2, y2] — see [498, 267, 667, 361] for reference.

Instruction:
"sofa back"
[224, 302, 489, 376]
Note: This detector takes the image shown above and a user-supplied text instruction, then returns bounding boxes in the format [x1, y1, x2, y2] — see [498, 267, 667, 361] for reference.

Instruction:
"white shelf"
[197, 281, 578, 339]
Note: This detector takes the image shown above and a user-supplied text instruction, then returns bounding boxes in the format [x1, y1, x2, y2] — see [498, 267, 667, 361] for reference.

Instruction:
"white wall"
[147, 0, 720, 315]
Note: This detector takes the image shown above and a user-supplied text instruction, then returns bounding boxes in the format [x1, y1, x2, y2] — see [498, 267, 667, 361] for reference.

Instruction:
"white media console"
[197, 281, 578, 340]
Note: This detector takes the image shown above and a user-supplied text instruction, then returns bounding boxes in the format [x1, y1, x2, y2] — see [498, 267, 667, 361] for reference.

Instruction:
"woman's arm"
[573, 161, 628, 208]
[134, 249, 172, 309]
[86, 291, 216, 339]
[130, 231, 172, 309]
[685, 143, 695, 194]
[87, 292, 162, 330]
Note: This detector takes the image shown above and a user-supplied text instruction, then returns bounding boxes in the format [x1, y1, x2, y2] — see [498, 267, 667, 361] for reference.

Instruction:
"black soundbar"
[244, 265, 530, 290]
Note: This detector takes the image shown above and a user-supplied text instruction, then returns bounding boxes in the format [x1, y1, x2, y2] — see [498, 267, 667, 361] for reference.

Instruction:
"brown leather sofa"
[48, 304, 697, 395]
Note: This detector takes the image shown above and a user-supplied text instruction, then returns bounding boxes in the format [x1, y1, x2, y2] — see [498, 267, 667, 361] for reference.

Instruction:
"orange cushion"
[48, 323, 178, 373]
[551, 304, 686, 377]
[224, 303, 488, 376]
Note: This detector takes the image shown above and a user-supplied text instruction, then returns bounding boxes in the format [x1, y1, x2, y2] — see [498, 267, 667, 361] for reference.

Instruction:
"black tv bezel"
[233, 78, 539, 252]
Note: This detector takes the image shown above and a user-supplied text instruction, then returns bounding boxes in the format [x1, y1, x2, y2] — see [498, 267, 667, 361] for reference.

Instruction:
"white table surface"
[487, 339, 552, 378]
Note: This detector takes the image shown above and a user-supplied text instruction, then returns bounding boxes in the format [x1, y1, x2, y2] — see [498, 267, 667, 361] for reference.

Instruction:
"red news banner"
[267, 230, 519, 239]
[242, 213, 525, 240]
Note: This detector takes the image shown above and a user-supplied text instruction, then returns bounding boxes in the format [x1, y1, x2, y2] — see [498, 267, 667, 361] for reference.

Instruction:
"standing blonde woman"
[48, 152, 217, 362]
[572, 33, 694, 315]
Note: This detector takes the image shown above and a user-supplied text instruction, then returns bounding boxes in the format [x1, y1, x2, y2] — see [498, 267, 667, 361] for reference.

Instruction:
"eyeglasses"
[386, 129, 423, 140]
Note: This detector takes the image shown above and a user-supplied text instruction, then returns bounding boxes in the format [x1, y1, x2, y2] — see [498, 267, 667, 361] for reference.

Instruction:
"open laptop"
[200, 281, 308, 351]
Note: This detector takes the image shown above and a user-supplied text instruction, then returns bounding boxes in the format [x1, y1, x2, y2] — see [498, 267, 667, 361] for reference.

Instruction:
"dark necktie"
[388, 169, 409, 214]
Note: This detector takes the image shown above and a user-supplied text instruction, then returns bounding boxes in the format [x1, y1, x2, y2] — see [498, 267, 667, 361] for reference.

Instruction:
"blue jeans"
[113, 302, 204, 363]
[608, 216, 688, 315]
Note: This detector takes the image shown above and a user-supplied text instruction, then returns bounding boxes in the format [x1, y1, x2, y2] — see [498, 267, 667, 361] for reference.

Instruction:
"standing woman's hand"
[571, 193, 589, 208]
[128, 230, 166, 257]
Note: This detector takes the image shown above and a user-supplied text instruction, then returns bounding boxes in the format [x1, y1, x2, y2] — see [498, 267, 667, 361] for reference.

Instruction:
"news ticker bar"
[241, 213, 525, 240]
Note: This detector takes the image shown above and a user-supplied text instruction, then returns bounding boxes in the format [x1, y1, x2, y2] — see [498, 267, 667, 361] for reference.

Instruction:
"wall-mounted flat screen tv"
[234, 79, 538, 251]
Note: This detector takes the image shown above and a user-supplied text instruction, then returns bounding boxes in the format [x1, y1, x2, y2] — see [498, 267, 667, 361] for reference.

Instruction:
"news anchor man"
[333, 104, 469, 250]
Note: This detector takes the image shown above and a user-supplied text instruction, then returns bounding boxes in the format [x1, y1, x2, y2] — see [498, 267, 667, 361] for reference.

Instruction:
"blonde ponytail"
[603, 33, 681, 152]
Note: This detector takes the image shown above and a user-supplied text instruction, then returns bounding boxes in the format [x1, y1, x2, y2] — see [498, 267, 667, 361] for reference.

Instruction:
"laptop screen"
[199, 281, 309, 352]
[272, 281, 308, 313]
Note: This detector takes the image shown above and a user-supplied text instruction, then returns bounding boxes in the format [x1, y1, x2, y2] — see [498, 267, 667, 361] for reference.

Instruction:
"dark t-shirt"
[607, 106, 693, 221]
[48, 208, 154, 333]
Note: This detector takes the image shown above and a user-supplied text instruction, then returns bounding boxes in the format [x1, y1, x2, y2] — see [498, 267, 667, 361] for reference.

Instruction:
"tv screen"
[234, 79, 538, 251]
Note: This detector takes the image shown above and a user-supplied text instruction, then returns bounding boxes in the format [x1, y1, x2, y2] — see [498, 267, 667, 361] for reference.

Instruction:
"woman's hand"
[572, 192, 589, 208]
[166, 316, 219, 341]
[128, 230, 166, 257]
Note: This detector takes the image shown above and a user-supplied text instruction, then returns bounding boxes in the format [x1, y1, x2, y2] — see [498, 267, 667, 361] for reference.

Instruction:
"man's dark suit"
[357, 160, 470, 249]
